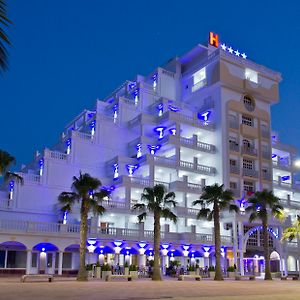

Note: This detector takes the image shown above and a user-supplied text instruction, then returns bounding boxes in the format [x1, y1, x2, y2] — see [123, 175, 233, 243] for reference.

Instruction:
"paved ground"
[0, 277, 299, 300]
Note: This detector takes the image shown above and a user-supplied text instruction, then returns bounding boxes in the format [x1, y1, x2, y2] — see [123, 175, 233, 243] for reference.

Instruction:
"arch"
[188, 250, 203, 258]
[0, 241, 27, 250]
[168, 249, 182, 257]
[120, 247, 138, 255]
[270, 251, 280, 260]
[243, 226, 280, 252]
[64, 244, 79, 252]
[287, 255, 297, 272]
[95, 245, 114, 254]
[33, 242, 59, 252]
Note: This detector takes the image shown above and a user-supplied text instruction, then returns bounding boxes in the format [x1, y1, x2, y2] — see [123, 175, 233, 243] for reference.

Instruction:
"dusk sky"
[1, 0, 300, 168]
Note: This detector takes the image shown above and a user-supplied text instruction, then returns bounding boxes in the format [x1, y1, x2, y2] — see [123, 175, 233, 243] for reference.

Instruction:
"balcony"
[141, 155, 216, 176]
[167, 135, 216, 154]
[229, 119, 239, 130]
[261, 129, 270, 139]
[230, 165, 240, 174]
[262, 150, 271, 160]
[240, 124, 258, 138]
[272, 160, 292, 171]
[242, 168, 258, 178]
[169, 181, 203, 194]
[158, 111, 215, 131]
[241, 145, 257, 157]
[261, 172, 272, 181]
[229, 142, 239, 152]
[44, 149, 68, 161]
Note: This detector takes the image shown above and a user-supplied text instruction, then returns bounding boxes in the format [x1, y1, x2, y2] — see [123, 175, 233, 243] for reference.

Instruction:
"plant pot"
[87, 270, 93, 278]
[95, 267, 101, 279]
[189, 271, 196, 276]
[209, 271, 215, 278]
[124, 267, 129, 276]
[130, 270, 138, 279]
[228, 272, 235, 278]
[196, 268, 200, 275]
[102, 270, 112, 279]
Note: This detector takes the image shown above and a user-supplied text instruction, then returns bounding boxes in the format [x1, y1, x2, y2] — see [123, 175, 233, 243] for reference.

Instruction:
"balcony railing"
[262, 172, 272, 181]
[272, 160, 292, 170]
[229, 119, 239, 129]
[230, 165, 240, 174]
[241, 146, 257, 156]
[45, 149, 68, 161]
[242, 168, 258, 178]
[229, 142, 239, 152]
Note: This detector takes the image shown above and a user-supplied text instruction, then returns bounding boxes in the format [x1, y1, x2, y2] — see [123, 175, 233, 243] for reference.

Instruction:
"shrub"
[129, 265, 137, 271]
[85, 264, 93, 271]
[227, 266, 235, 272]
[208, 266, 215, 271]
[188, 265, 195, 272]
[95, 261, 101, 267]
[101, 264, 111, 271]
[124, 261, 129, 268]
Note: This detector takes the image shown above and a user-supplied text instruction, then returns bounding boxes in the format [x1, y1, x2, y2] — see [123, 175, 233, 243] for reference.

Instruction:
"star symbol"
[234, 49, 240, 57]
[227, 46, 233, 54]
[241, 53, 247, 59]
[221, 43, 227, 51]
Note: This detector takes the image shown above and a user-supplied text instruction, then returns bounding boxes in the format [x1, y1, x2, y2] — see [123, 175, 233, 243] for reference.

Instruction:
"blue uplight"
[168, 104, 180, 112]
[154, 126, 166, 140]
[126, 164, 139, 176]
[281, 175, 290, 181]
[198, 110, 211, 122]
[113, 163, 119, 180]
[148, 145, 161, 155]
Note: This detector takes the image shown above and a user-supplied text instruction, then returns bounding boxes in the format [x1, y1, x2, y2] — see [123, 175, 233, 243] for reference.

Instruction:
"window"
[230, 159, 237, 166]
[230, 182, 237, 189]
[244, 181, 254, 192]
[245, 68, 258, 84]
[192, 67, 206, 92]
[243, 95, 255, 112]
[242, 115, 253, 127]
[243, 159, 254, 170]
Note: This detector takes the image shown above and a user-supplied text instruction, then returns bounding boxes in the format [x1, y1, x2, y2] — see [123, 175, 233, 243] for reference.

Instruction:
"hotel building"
[0, 33, 299, 277]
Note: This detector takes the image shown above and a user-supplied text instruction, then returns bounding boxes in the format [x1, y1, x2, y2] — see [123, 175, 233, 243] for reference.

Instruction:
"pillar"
[26, 250, 32, 275]
[162, 255, 168, 275]
[4, 249, 8, 269]
[138, 253, 146, 269]
[58, 251, 63, 275]
[238, 221, 244, 275]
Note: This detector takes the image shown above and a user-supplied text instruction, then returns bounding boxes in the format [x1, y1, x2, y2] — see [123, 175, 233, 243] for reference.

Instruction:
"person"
[204, 266, 208, 277]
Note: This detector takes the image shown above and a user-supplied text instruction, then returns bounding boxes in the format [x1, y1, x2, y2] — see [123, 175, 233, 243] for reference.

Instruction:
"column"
[162, 255, 168, 275]
[26, 250, 32, 275]
[138, 253, 146, 269]
[58, 251, 63, 275]
[4, 249, 8, 269]
[52, 252, 56, 275]
[238, 221, 244, 275]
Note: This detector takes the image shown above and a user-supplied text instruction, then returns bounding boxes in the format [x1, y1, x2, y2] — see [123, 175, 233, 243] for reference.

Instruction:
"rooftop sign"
[209, 32, 247, 59]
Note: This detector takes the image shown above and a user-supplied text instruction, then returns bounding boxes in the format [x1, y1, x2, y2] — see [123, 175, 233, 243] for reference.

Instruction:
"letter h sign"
[209, 32, 219, 48]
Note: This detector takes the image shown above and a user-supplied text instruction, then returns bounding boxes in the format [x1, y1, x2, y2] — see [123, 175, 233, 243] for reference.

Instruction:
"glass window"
[242, 115, 253, 127]
[245, 68, 258, 83]
[32, 252, 38, 268]
[193, 67, 206, 85]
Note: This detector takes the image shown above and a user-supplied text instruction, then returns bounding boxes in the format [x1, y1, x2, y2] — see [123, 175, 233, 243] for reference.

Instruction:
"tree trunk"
[262, 217, 272, 280]
[77, 199, 89, 281]
[152, 211, 162, 281]
[214, 201, 223, 280]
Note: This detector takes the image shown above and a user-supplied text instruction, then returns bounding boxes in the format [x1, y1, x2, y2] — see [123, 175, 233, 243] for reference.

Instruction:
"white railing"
[45, 149, 68, 161]
[191, 79, 207, 92]
[196, 164, 216, 175]
[74, 131, 92, 141]
[0, 199, 12, 209]
[130, 177, 151, 186]
[102, 200, 127, 210]
[21, 173, 41, 183]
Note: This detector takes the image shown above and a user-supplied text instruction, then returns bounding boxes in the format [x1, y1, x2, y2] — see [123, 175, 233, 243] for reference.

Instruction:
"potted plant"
[85, 264, 94, 278]
[95, 261, 101, 279]
[208, 266, 215, 278]
[129, 264, 138, 278]
[101, 264, 111, 280]
[227, 266, 235, 278]
[124, 261, 129, 275]
[187, 265, 196, 275]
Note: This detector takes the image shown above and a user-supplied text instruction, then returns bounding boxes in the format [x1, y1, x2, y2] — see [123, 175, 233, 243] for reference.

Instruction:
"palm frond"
[4, 171, 23, 184]
[197, 208, 211, 220]
[161, 208, 177, 223]
[89, 200, 106, 215]
[229, 204, 239, 213]
[132, 203, 146, 211]
[137, 212, 147, 222]
[164, 199, 177, 207]
[249, 212, 258, 223]
[58, 192, 78, 206]
[281, 227, 297, 242]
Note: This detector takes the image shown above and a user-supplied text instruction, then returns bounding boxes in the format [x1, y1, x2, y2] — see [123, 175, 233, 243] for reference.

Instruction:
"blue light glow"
[272, 154, 277, 158]
[113, 163, 119, 180]
[281, 175, 290, 181]
[90, 120, 96, 136]
[128, 82, 136, 90]
[63, 211, 68, 224]
[39, 158, 44, 176]
[126, 164, 139, 176]
[136, 143, 142, 159]
[9, 180, 14, 200]
[198, 110, 211, 122]
[66, 138, 71, 155]
[169, 128, 176, 135]
[154, 126, 166, 140]
[157, 103, 163, 117]
[132, 89, 139, 105]
[152, 73, 158, 89]
[248, 226, 278, 239]
[168, 104, 180, 112]
[147, 145, 161, 155]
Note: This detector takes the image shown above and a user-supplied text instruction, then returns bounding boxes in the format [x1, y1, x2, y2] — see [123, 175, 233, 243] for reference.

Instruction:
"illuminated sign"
[209, 32, 219, 48]
[209, 32, 247, 59]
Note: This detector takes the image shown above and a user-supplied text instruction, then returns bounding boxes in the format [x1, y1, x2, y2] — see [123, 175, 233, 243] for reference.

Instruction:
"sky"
[1, 0, 300, 169]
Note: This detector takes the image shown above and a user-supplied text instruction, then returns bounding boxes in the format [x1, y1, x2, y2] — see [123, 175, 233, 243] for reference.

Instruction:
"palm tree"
[192, 183, 238, 281]
[0, 149, 23, 183]
[133, 184, 177, 281]
[282, 215, 300, 241]
[246, 189, 283, 280]
[0, 0, 12, 72]
[58, 172, 109, 281]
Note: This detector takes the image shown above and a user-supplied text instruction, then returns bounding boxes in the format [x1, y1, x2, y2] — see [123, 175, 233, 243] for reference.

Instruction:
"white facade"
[0, 34, 300, 276]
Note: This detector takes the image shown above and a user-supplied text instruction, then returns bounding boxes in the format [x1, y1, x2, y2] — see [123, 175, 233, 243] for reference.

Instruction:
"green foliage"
[85, 264, 93, 271]
[188, 265, 195, 272]
[95, 261, 101, 267]
[124, 261, 129, 268]
[282, 215, 300, 242]
[227, 266, 235, 272]
[129, 265, 137, 271]
[101, 264, 111, 271]
[208, 266, 215, 271]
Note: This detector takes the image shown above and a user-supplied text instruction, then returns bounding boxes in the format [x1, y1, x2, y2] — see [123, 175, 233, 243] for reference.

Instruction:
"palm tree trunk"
[214, 202, 223, 280]
[152, 211, 162, 281]
[77, 200, 89, 281]
[262, 218, 272, 280]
